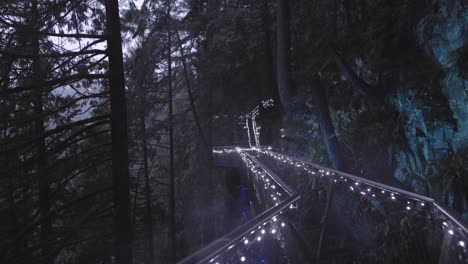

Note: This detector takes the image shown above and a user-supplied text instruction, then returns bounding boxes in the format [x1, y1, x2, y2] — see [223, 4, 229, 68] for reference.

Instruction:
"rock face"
[389, 0, 467, 212]
[278, 0, 467, 217]
[417, 0, 468, 151]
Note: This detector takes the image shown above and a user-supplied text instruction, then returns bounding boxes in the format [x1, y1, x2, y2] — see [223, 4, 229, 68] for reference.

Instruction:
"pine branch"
[40, 31, 105, 39]
[0, 49, 106, 59]
[1, 73, 107, 95]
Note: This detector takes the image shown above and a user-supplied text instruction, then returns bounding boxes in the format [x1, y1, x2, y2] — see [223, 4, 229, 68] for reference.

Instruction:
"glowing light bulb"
[256, 236, 261, 241]
[241, 256, 246, 262]
[271, 229, 277, 234]
[448, 230, 454, 235]
[244, 239, 249, 245]
[406, 206, 411, 210]
[459, 241, 465, 247]
[281, 222, 285, 227]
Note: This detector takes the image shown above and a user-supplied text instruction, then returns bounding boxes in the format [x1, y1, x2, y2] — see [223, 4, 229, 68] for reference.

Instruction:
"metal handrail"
[177, 148, 301, 264]
[249, 147, 468, 234]
[177, 195, 300, 264]
[184, 146, 467, 264]
[242, 151, 297, 196]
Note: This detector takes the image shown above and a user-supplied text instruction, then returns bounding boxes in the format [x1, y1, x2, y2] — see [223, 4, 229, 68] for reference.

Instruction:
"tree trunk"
[104, 0, 133, 263]
[260, 0, 282, 146]
[31, 0, 52, 253]
[175, 31, 209, 152]
[276, 0, 294, 112]
[167, 4, 176, 263]
[139, 87, 154, 264]
[310, 78, 344, 261]
[310, 78, 344, 170]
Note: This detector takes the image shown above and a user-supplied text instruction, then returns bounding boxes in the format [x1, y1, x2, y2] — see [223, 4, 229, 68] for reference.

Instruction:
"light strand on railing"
[242, 99, 274, 148]
[247, 146, 468, 255]
[206, 213, 288, 264]
[213, 147, 468, 262]
[245, 118, 252, 148]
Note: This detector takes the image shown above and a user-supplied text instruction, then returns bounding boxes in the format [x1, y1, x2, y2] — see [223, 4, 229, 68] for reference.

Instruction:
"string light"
[245, 118, 252, 148]
[212, 147, 468, 263]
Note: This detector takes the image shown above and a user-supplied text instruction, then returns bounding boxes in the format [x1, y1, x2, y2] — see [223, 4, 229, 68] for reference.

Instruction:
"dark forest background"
[0, 0, 466, 263]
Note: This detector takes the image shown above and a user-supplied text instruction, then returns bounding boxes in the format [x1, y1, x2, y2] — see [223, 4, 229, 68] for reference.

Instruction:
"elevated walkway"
[178, 147, 468, 264]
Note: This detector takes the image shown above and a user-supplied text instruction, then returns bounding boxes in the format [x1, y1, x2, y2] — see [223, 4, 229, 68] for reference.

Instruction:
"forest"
[0, 0, 466, 263]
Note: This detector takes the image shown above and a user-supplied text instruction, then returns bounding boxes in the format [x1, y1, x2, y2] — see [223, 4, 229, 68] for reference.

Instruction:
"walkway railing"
[249, 146, 468, 263]
[177, 147, 300, 264]
[178, 146, 468, 263]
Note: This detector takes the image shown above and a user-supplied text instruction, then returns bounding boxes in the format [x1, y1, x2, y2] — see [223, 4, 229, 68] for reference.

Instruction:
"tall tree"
[276, 0, 294, 111]
[30, 0, 52, 252]
[167, 2, 176, 262]
[134, 47, 155, 264]
[104, 0, 133, 263]
[176, 31, 209, 152]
